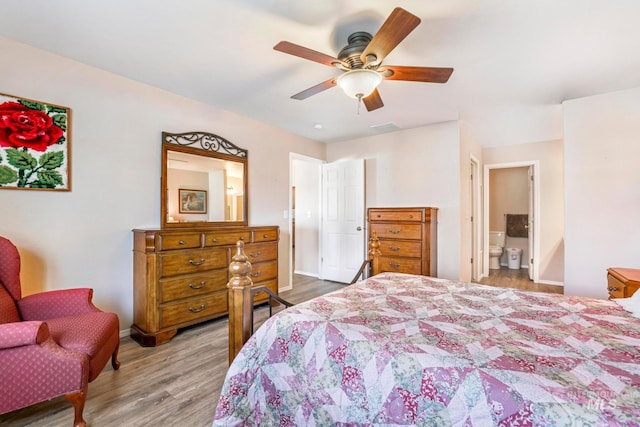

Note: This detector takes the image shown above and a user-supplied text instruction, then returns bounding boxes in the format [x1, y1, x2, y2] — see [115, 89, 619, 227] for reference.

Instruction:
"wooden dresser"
[368, 207, 438, 277]
[607, 267, 640, 299]
[131, 225, 279, 346]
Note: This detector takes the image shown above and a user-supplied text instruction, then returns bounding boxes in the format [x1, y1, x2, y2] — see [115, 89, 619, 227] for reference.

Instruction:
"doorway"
[289, 154, 323, 291]
[483, 161, 540, 283]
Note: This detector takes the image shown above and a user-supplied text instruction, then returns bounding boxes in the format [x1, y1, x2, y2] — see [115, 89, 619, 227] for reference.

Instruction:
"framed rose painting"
[0, 93, 71, 191]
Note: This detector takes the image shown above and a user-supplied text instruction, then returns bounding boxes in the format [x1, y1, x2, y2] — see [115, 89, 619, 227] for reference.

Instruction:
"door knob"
[356, 226, 362, 231]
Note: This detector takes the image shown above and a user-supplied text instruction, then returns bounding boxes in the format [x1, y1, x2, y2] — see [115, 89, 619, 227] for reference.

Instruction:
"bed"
[215, 246, 640, 426]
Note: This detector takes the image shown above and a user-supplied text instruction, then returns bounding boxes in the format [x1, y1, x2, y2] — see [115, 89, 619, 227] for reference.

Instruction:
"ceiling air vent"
[370, 122, 401, 133]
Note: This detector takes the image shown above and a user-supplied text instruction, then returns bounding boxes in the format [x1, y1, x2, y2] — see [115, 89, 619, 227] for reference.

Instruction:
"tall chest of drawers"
[131, 225, 279, 346]
[368, 207, 438, 277]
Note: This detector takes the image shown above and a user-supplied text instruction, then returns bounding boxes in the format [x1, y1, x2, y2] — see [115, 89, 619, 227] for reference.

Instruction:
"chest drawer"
[248, 260, 278, 282]
[245, 242, 277, 263]
[160, 248, 227, 277]
[159, 233, 202, 251]
[370, 223, 422, 240]
[160, 292, 228, 328]
[254, 229, 278, 242]
[369, 209, 424, 222]
[204, 230, 252, 246]
[378, 239, 422, 258]
[160, 270, 228, 303]
[378, 256, 422, 275]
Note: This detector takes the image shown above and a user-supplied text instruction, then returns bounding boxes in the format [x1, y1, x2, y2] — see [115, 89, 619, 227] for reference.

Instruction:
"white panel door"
[321, 159, 365, 283]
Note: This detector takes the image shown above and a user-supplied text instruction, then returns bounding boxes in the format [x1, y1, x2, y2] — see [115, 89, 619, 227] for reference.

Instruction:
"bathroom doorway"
[483, 161, 540, 283]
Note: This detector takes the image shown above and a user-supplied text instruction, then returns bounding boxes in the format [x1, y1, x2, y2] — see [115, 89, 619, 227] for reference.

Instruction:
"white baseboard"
[537, 279, 565, 286]
[293, 270, 319, 278]
[119, 328, 130, 338]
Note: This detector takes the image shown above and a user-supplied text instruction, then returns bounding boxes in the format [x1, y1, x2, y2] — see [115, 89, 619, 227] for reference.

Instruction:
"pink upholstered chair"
[0, 236, 120, 427]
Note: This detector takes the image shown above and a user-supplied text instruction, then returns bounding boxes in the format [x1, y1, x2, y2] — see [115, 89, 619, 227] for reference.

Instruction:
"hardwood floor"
[0, 275, 345, 427]
[0, 272, 559, 426]
[476, 266, 564, 294]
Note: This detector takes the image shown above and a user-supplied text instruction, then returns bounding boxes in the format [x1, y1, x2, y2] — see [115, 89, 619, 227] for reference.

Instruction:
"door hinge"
[470, 258, 473, 264]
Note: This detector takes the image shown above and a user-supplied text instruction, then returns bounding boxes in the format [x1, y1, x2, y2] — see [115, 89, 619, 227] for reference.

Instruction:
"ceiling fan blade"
[381, 66, 454, 83]
[274, 41, 345, 68]
[360, 8, 421, 66]
[363, 89, 384, 112]
[291, 78, 337, 100]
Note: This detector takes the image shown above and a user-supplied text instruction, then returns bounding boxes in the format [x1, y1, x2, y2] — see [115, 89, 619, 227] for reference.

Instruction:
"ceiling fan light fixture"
[337, 69, 382, 99]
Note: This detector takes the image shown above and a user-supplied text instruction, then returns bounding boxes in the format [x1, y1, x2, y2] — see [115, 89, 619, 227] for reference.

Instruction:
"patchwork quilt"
[214, 273, 640, 426]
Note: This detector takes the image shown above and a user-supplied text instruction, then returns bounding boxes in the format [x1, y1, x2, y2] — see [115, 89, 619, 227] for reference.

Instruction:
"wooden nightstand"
[607, 268, 640, 299]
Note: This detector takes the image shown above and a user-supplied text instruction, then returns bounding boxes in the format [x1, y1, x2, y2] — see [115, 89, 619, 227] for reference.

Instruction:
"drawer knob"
[179, 240, 186, 245]
[608, 286, 619, 291]
[376, 214, 381, 218]
[189, 258, 206, 266]
[249, 251, 262, 257]
[189, 281, 206, 290]
[240, 236, 245, 240]
[388, 263, 401, 269]
[212, 238, 218, 243]
[188, 304, 206, 313]
[388, 246, 400, 251]
[263, 234, 268, 238]
[389, 229, 401, 234]
[250, 271, 262, 278]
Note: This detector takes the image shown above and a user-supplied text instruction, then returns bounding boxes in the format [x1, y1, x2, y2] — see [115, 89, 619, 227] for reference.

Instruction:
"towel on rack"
[506, 214, 528, 237]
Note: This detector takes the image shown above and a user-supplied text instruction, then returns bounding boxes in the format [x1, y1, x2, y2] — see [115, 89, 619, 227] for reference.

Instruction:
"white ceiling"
[2, 0, 639, 146]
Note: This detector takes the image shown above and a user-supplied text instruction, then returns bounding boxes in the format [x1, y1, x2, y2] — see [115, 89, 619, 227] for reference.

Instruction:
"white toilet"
[489, 231, 506, 270]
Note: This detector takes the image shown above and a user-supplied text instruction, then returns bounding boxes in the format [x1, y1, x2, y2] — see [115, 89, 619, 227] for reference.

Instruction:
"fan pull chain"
[357, 95, 363, 115]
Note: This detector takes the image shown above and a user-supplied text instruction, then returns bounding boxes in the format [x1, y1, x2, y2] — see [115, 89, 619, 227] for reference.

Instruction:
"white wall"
[326, 122, 462, 280]
[292, 157, 321, 276]
[483, 140, 564, 284]
[0, 37, 326, 331]
[459, 123, 484, 282]
[564, 86, 640, 298]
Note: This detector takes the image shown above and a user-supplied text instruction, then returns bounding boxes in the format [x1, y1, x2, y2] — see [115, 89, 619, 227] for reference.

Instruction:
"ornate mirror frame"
[161, 131, 248, 228]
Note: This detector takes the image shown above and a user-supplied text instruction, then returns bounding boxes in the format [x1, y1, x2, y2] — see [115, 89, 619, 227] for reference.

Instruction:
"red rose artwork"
[0, 93, 70, 190]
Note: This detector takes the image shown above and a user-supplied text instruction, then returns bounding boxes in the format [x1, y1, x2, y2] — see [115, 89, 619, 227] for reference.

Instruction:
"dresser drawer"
[370, 223, 422, 240]
[160, 292, 228, 328]
[607, 274, 626, 299]
[369, 209, 424, 223]
[378, 239, 422, 258]
[160, 270, 228, 303]
[204, 230, 252, 246]
[253, 279, 278, 304]
[248, 260, 278, 282]
[160, 248, 228, 277]
[378, 256, 422, 275]
[158, 233, 202, 251]
[253, 229, 278, 242]
[245, 242, 277, 263]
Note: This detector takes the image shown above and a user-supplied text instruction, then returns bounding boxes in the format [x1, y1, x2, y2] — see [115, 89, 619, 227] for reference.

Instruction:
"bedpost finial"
[228, 241, 253, 288]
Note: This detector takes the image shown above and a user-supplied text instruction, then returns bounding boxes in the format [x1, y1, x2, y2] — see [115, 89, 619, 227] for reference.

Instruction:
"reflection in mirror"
[161, 132, 248, 228]
[166, 151, 244, 222]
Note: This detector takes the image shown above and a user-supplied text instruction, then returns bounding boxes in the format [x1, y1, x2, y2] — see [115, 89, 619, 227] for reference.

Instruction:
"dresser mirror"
[161, 131, 248, 228]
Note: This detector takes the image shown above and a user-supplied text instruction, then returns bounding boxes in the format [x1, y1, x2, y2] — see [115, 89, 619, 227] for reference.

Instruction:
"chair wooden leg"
[111, 342, 121, 370]
[64, 389, 87, 427]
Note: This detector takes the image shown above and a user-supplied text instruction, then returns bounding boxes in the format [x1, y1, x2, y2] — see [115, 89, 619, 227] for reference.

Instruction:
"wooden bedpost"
[227, 241, 253, 364]
[369, 231, 381, 276]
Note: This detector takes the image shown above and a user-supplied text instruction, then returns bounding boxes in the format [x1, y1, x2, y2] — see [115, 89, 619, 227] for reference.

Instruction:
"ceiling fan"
[274, 7, 454, 112]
